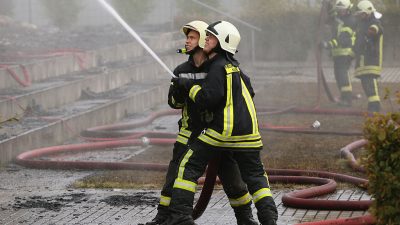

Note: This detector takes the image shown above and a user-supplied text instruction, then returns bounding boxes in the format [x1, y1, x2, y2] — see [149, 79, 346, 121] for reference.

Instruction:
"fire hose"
[15, 109, 373, 223]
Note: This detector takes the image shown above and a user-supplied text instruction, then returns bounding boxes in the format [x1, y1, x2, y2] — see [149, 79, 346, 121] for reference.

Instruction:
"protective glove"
[171, 77, 194, 91]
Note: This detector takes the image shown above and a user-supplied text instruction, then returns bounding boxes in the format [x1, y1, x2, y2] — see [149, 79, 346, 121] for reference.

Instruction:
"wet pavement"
[0, 164, 371, 225]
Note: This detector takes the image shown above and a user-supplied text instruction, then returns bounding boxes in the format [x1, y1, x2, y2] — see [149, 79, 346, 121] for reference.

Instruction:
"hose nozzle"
[176, 48, 188, 54]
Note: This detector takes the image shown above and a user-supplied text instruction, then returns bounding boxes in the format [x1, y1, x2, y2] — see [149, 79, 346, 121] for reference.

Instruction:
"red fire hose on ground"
[0, 48, 88, 88]
[15, 108, 374, 223]
[0, 64, 31, 87]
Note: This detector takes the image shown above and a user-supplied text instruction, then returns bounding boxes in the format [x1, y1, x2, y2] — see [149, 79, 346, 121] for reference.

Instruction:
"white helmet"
[181, 20, 208, 49]
[356, 0, 382, 18]
[335, 0, 352, 10]
[206, 21, 241, 55]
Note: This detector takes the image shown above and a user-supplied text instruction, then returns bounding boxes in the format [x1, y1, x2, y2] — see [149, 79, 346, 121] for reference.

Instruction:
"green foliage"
[110, 0, 155, 25]
[0, 0, 14, 16]
[363, 94, 400, 225]
[42, 0, 82, 29]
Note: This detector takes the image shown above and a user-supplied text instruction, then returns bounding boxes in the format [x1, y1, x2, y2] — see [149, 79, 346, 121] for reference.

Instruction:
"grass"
[73, 81, 398, 189]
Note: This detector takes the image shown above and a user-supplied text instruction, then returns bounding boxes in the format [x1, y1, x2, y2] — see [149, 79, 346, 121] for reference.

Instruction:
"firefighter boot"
[234, 203, 259, 225]
[145, 205, 169, 225]
[338, 92, 352, 107]
[255, 197, 278, 225]
[160, 213, 196, 225]
[162, 188, 196, 225]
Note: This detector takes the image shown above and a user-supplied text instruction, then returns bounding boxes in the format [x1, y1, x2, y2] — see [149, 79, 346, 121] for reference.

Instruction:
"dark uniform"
[354, 15, 383, 112]
[167, 54, 278, 225]
[153, 54, 257, 225]
[327, 13, 356, 105]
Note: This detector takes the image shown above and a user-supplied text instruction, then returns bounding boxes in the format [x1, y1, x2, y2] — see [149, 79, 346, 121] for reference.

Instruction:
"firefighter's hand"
[171, 77, 194, 91]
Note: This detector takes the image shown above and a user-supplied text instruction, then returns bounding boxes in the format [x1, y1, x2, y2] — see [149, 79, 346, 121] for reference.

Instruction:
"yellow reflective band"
[205, 128, 262, 141]
[355, 65, 382, 77]
[368, 95, 380, 102]
[373, 79, 379, 101]
[177, 149, 193, 179]
[241, 78, 258, 133]
[370, 24, 379, 33]
[264, 172, 271, 186]
[173, 178, 197, 193]
[176, 135, 188, 145]
[189, 85, 202, 102]
[252, 188, 272, 203]
[160, 195, 171, 206]
[229, 192, 252, 207]
[332, 48, 354, 57]
[379, 36, 383, 66]
[224, 64, 240, 74]
[179, 128, 192, 138]
[339, 27, 354, 35]
[223, 74, 234, 136]
[341, 85, 352, 92]
[331, 39, 338, 47]
[181, 106, 189, 128]
[198, 133, 263, 148]
[176, 128, 191, 145]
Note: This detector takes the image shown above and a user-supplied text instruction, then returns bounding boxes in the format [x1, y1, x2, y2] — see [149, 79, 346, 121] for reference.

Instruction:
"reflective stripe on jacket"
[354, 16, 383, 77]
[189, 55, 262, 150]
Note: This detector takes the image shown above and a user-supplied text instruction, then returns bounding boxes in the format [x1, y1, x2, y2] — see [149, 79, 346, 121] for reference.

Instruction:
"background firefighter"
[322, 0, 356, 106]
[353, 0, 384, 112]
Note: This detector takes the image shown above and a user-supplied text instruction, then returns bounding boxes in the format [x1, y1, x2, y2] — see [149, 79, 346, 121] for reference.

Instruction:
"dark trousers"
[169, 140, 278, 223]
[358, 74, 381, 112]
[158, 141, 249, 212]
[333, 57, 353, 102]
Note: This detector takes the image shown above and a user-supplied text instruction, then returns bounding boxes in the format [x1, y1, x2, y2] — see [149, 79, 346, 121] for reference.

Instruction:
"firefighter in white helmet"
[165, 21, 278, 225]
[321, 0, 356, 106]
[353, 0, 383, 112]
[145, 20, 258, 225]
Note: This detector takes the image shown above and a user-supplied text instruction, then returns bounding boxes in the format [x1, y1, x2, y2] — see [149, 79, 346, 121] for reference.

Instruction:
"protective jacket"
[188, 54, 261, 150]
[328, 14, 356, 58]
[168, 55, 208, 145]
[168, 55, 255, 147]
[354, 16, 383, 77]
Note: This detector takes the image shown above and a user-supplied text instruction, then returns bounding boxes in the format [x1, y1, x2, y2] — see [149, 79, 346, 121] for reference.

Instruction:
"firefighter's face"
[204, 32, 218, 54]
[185, 30, 200, 52]
[355, 12, 369, 20]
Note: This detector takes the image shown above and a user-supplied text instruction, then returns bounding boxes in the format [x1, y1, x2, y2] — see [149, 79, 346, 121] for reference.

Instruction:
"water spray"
[97, 0, 175, 78]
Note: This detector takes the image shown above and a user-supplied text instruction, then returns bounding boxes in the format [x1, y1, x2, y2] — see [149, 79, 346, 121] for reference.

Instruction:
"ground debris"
[12, 193, 87, 211]
[100, 192, 158, 207]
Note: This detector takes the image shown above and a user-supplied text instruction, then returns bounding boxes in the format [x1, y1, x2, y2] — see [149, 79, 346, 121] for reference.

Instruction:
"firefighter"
[145, 20, 258, 225]
[165, 21, 278, 225]
[322, 0, 356, 106]
[353, 0, 383, 112]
